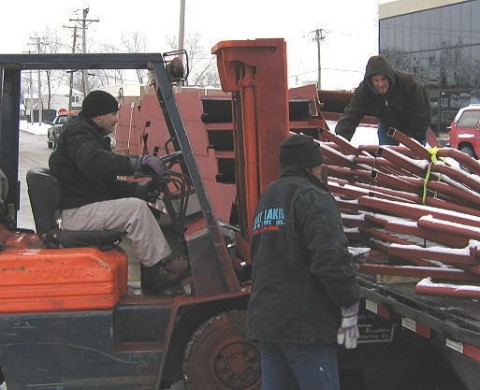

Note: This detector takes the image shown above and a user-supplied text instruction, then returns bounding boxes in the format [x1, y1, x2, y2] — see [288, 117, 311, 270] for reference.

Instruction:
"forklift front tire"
[183, 310, 261, 390]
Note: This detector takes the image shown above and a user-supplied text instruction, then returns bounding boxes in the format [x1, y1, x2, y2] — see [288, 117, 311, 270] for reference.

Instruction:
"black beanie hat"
[81, 90, 119, 118]
[279, 134, 323, 169]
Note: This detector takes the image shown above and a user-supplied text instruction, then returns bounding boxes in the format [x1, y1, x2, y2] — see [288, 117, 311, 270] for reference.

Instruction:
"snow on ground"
[325, 120, 379, 146]
[350, 125, 379, 146]
[19, 120, 51, 135]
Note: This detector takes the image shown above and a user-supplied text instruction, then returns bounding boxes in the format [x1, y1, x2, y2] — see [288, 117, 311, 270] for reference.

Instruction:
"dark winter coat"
[49, 115, 137, 209]
[246, 167, 360, 345]
[335, 55, 431, 143]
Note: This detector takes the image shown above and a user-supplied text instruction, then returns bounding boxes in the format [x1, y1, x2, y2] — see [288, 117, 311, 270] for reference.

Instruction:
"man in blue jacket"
[247, 134, 360, 390]
[335, 55, 431, 145]
[49, 90, 189, 293]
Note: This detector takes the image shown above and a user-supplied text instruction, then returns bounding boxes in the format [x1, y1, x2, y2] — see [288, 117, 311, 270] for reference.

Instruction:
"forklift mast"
[212, 39, 290, 262]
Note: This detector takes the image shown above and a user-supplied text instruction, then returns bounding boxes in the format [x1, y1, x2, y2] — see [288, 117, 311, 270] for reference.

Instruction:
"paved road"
[18, 131, 52, 230]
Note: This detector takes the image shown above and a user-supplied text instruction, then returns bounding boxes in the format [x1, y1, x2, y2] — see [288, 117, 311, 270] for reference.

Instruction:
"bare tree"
[121, 32, 148, 84]
[92, 43, 125, 88]
[191, 58, 220, 87]
[41, 26, 71, 109]
[88, 32, 148, 87]
[27, 27, 70, 114]
[25, 25, 77, 113]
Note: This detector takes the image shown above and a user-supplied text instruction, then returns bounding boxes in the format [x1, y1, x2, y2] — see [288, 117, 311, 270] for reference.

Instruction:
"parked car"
[448, 104, 480, 158]
[47, 113, 77, 149]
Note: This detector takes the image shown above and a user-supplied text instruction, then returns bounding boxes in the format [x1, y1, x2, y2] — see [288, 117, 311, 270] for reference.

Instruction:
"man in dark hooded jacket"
[49, 90, 189, 293]
[335, 55, 431, 145]
[247, 134, 360, 390]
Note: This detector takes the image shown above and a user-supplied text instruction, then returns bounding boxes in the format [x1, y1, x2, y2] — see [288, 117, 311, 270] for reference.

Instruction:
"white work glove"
[337, 302, 359, 349]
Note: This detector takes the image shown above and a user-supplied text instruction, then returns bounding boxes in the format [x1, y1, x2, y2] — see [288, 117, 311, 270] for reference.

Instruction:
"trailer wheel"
[183, 310, 261, 390]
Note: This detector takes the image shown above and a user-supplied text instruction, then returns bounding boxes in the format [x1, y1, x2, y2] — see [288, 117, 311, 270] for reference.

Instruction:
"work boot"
[141, 257, 190, 293]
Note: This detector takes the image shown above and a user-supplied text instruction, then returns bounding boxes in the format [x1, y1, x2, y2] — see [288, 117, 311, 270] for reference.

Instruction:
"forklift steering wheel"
[160, 150, 183, 169]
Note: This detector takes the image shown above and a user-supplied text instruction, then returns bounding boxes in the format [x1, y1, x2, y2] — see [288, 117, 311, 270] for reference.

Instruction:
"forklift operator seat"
[26, 167, 122, 249]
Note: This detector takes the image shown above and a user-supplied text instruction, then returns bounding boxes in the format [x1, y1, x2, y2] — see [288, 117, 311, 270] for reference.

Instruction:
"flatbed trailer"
[357, 275, 480, 389]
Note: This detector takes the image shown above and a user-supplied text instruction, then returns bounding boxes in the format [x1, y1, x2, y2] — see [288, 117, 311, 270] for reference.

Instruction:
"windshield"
[456, 110, 480, 128]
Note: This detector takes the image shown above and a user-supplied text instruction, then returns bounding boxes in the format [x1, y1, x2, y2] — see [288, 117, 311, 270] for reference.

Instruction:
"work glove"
[337, 302, 359, 349]
[130, 155, 166, 176]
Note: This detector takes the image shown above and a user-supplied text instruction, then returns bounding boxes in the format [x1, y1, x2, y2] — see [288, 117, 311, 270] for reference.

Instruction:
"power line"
[289, 67, 364, 79]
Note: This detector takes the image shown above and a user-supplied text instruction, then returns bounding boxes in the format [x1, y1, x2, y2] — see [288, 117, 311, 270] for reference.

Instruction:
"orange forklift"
[0, 41, 435, 389]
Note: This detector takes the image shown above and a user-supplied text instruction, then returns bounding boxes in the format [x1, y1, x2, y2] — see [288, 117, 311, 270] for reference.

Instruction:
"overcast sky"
[1, 0, 392, 90]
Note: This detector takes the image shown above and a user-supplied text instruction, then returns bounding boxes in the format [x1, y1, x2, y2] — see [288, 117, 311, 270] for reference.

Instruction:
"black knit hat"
[81, 90, 119, 118]
[279, 134, 323, 168]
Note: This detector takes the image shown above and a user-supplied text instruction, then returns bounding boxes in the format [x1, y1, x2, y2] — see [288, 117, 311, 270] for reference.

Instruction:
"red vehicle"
[448, 104, 480, 158]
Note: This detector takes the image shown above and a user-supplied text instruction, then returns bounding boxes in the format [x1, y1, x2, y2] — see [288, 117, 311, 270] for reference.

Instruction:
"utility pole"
[63, 25, 78, 111]
[29, 36, 47, 123]
[311, 28, 326, 90]
[70, 8, 99, 95]
[178, 0, 186, 53]
[178, 0, 186, 86]
[23, 50, 35, 124]
[28, 69, 34, 124]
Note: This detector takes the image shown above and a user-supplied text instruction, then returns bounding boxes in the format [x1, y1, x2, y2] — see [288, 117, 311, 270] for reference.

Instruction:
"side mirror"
[166, 57, 185, 82]
[163, 50, 189, 84]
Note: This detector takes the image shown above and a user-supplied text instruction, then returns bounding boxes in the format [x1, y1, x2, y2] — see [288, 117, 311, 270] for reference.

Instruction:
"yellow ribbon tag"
[422, 147, 440, 204]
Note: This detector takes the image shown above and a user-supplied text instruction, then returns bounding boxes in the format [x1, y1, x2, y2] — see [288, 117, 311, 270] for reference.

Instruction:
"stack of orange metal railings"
[318, 127, 480, 299]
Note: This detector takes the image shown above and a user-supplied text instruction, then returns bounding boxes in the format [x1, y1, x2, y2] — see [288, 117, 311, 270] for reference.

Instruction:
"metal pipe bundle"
[318, 128, 480, 298]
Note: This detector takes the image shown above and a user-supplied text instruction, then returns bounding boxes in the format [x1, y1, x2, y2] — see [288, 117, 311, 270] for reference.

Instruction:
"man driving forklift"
[48, 90, 189, 293]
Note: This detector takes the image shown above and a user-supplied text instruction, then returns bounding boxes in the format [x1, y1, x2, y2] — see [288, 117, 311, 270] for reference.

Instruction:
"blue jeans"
[260, 341, 340, 390]
[377, 123, 398, 145]
[378, 123, 426, 145]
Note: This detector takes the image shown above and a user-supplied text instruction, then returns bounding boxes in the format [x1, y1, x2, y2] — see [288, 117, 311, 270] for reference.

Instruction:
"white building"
[47, 85, 84, 113]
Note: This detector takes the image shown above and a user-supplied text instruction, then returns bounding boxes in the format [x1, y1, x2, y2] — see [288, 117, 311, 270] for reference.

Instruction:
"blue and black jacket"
[247, 166, 360, 345]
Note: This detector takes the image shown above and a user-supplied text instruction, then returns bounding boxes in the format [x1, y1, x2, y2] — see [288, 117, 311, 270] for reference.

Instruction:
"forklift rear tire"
[183, 310, 261, 390]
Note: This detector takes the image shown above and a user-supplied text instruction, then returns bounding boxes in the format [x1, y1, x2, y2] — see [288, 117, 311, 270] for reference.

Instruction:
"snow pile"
[19, 120, 51, 136]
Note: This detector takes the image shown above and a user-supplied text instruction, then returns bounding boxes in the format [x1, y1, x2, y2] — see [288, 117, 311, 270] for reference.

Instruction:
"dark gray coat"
[246, 167, 360, 345]
[49, 115, 137, 209]
[335, 55, 431, 143]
